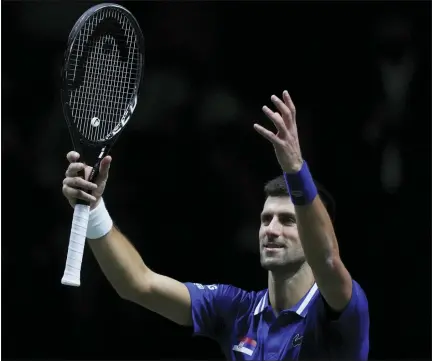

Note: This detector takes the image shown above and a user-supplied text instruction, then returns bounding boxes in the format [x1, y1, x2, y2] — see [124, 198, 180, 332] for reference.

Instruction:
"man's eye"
[261, 216, 271, 224]
[280, 216, 296, 225]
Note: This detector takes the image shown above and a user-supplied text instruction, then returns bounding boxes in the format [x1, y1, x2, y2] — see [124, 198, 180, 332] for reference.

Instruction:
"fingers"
[98, 155, 112, 179]
[63, 151, 110, 206]
[271, 94, 291, 120]
[262, 106, 287, 136]
[282, 90, 296, 116]
[65, 151, 86, 178]
[63, 176, 98, 192]
[65, 162, 86, 177]
[270, 92, 295, 128]
[62, 176, 98, 203]
[253, 123, 280, 144]
[255, 90, 297, 144]
[67, 151, 80, 163]
[258, 91, 296, 140]
[62, 184, 97, 203]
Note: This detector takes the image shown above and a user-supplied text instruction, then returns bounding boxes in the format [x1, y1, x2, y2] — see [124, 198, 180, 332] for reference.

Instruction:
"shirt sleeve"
[184, 282, 250, 340]
[317, 279, 370, 355]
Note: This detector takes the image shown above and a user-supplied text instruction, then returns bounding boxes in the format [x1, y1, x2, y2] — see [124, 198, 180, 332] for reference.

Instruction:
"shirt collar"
[253, 283, 318, 318]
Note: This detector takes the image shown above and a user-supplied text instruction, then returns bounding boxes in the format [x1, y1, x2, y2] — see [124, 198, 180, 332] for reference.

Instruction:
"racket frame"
[60, 3, 144, 287]
[61, 2, 145, 153]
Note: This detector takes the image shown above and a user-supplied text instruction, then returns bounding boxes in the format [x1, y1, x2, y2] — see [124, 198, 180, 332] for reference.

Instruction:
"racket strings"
[67, 8, 140, 142]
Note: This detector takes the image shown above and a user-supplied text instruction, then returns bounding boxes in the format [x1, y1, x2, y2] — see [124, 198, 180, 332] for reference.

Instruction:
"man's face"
[259, 196, 305, 271]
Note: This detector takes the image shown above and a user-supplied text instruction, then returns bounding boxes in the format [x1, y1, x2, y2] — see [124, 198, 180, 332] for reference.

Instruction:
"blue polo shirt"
[184, 280, 369, 360]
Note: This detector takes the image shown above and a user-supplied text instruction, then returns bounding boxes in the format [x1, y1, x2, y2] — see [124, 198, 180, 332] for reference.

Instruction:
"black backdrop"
[2, 1, 431, 360]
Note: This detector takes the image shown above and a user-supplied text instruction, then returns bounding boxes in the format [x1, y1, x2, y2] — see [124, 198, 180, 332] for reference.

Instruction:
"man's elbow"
[314, 257, 353, 312]
[115, 272, 153, 302]
[116, 282, 147, 302]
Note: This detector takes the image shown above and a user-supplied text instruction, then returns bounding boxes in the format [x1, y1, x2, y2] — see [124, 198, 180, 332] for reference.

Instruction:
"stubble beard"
[260, 250, 306, 276]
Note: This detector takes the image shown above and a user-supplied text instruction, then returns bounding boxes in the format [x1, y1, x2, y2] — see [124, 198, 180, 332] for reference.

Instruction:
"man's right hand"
[62, 151, 112, 210]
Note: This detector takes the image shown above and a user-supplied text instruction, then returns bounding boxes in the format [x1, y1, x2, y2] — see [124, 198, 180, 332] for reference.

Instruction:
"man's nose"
[266, 218, 282, 236]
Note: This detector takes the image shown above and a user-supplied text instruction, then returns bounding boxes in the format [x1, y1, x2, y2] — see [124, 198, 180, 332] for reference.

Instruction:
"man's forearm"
[88, 225, 194, 326]
[295, 195, 352, 311]
[88, 226, 152, 298]
[295, 196, 339, 265]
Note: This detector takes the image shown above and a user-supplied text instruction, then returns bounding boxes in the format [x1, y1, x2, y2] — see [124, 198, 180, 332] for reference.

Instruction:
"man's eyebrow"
[260, 211, 296, 218]
[278, 211, 296, 218]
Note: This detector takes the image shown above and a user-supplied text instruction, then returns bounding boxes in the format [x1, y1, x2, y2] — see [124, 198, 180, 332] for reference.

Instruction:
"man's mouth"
[263, 243, 285, 250]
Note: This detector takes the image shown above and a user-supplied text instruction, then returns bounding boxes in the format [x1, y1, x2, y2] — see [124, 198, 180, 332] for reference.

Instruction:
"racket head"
[61, 3, 145, 151]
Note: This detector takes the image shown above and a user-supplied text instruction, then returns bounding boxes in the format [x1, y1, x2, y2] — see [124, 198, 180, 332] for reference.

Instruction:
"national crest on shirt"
[232, 336, 257, 356]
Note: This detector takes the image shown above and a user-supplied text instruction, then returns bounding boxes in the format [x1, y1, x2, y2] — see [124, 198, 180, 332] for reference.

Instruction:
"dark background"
[2, 1, 431, 360]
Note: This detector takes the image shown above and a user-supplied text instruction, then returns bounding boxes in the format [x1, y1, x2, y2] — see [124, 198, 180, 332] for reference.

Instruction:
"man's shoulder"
[184, 282, 267, 313]
[313, 279, 368, 304]
[352, 279, 368, 297]
[310, 278, 369, 322]
[185, 281, 266, 298]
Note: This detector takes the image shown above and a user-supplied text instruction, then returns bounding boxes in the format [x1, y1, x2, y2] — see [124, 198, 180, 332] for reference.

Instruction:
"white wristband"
[86, 198, 113, 239]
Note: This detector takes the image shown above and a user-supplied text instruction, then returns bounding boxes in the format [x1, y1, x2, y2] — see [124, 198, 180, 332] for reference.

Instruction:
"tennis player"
[62, 91, 369, 360]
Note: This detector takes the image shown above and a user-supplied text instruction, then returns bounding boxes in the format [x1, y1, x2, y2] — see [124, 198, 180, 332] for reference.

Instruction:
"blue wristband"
[283, 161, 318, 205]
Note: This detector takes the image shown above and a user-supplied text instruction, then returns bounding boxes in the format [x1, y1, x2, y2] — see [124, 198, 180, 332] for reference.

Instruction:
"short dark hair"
[264, 175, 336, 222]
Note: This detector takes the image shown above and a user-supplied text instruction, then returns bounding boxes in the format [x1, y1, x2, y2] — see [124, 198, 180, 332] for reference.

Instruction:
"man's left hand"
[254, 90, 303, 173]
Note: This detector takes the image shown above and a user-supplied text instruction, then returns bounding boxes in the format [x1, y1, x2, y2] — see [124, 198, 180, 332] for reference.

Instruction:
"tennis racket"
[60, 3, 145, 287]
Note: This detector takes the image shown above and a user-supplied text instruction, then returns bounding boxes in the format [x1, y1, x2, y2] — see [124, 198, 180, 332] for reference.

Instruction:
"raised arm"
[254, 91, 352, 312]
[62, 151, 192, 326]
[89, 226, 192, 325]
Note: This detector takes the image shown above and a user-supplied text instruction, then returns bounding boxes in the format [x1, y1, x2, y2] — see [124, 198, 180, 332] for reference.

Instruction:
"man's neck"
[268, 262, 315, 315]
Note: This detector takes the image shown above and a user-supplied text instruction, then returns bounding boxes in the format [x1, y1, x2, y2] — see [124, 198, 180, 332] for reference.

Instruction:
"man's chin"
[260, 256, 306, 272]
[260, 258, 287, 271]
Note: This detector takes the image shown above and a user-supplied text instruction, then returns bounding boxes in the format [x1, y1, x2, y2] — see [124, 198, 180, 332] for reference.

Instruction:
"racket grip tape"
[61, 203, 90, 287]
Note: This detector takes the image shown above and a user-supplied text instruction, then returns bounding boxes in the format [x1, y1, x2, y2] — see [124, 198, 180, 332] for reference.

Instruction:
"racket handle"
[61, 203, 90, 287]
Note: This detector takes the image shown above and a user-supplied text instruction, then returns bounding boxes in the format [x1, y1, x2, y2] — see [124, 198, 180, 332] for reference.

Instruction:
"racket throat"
[89, 146, 108, 182]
